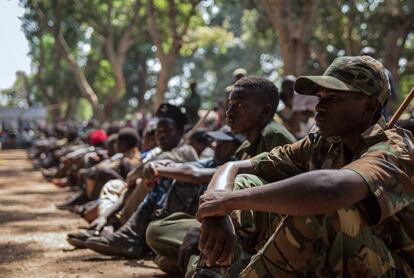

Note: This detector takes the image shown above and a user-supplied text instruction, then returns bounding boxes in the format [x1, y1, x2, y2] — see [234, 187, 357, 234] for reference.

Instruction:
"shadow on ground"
[0, 209, 67, 225]
[0, 241, 42, 264]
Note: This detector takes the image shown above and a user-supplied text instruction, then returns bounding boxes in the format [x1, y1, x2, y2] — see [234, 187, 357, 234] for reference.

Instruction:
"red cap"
[89, 129, 108, 146]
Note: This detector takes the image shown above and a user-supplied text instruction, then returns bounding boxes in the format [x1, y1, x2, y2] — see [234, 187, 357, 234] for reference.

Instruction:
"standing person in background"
[232, 68, 247, 84]
[277, 75, 300, 134]
[184, 79, 201, 126]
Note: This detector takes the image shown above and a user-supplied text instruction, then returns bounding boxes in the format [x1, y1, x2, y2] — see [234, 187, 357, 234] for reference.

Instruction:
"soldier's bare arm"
[205, 160, 255, 191]
[155, 164, 216, 184]
[197, 169, 369, 219]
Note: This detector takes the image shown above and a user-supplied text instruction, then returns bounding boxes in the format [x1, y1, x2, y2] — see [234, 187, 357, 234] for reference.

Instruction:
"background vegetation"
[2, 0, 414, 121]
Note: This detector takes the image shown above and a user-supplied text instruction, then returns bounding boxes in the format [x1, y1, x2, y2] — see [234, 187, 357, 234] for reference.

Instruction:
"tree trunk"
[103, 38, 126, 115]
[31, 1, 55, 105]
[344, 0, 357, 56]
[137, 57, 149, 111]
[57, 32, 100, 119]
[102, 100, 115, 120]
[22, 74, 33, 107]
[64, 96, 76, 121]
[279, 39, 311, 75]
[146, 0, 198, 110]
[154, 57, 176, 110]
[35, 30, 55, 104]
[48, 101, 63, 121]
[261, 0, 318, 76]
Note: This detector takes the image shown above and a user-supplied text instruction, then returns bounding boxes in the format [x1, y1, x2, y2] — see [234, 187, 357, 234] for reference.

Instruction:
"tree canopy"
[2, 0, 413, 121]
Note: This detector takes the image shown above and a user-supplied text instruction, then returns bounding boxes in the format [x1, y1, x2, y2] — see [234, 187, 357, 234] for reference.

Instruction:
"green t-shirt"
[236, 120, 296, 160]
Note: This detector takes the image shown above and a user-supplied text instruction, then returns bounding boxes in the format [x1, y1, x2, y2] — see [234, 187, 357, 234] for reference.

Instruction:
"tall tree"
[32, 0, 147, 120]
[79, 0, 144, 116]
[261, 0, 318, 75]
[146, 0, 199, 109]
[21, 0, 86, 119]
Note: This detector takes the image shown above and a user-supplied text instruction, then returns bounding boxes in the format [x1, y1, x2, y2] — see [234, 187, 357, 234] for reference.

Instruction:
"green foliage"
[7, 0, 413, 120]
[1, 71, 35, 108]
[75, 99, 94, 120]
[182, 26, 236, 55]
[93, 60, 116, 97]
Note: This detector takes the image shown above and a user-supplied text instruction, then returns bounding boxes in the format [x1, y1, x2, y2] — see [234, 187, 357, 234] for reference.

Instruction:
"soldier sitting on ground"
[56, 128, 141, 211]
[195, 56, 414, 277]
[66, 104, 199, 252]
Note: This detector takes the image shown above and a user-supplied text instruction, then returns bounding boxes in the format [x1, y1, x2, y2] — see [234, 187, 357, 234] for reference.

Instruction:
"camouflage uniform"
[242, 118, 414, 277]
[234, 56, 414, 277]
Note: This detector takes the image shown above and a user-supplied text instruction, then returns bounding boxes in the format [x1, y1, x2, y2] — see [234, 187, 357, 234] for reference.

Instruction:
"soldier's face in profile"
[315, 89, 368, 138]
[155, 118, 182, 151]
[226, 89, 264, 135]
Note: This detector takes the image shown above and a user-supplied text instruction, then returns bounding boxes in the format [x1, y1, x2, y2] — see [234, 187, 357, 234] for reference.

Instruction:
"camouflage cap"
[294, 56, 390, 106]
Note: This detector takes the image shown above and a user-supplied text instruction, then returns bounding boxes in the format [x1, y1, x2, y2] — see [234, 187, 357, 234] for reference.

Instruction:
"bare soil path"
[0, 149, 173, 278]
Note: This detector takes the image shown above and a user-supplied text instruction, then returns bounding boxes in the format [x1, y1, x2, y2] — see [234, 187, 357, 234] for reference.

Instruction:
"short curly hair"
[117, 128, 140, 150]
[233, 76, 279, 118]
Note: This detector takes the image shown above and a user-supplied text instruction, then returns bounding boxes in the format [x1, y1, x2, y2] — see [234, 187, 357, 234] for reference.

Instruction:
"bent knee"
[146, 219, 163, 250]
[234, 174, 267, 191]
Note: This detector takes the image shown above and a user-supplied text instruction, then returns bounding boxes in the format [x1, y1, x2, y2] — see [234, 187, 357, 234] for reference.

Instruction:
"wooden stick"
[183, 109, 212, 142]
[386, 88, 414, 129]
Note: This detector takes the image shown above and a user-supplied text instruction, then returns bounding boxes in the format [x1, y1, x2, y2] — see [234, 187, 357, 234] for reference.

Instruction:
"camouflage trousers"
[98, 179, 127, 216]
[235, 176, 401, 278]
[147, 174, 403, 277]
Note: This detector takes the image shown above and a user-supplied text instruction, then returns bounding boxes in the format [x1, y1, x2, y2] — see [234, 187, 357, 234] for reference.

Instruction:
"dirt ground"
[0, 149, 176, 278]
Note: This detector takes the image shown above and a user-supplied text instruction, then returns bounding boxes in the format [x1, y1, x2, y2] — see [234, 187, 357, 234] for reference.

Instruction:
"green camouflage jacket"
[248, 118, 414, 277]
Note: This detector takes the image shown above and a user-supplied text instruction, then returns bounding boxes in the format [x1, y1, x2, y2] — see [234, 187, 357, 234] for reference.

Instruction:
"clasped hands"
[196, 190, 236, 266]
[142, 162, 161, 188]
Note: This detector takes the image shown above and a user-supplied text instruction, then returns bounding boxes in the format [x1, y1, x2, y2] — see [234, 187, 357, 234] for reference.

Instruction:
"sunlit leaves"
[182, 26, 235, 55]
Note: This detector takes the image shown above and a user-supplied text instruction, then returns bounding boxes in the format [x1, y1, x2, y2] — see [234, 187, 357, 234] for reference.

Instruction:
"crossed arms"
[196, 160, 370, 265]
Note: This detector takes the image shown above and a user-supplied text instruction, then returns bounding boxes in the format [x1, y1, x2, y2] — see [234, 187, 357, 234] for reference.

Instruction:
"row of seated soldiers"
[30, 76, 295, 277]
[31, 67, 414, 277]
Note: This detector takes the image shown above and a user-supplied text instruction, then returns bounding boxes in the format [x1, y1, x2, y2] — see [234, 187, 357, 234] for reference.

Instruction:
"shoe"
[56, 192, 88, 211]
[194, 268, 225, 278]
[52, 178, 69, 187]
[85, 193, 157, 258]
[85, 229, 149, 258]
[67, 226, 115, 249]
[42, 168, 57, 179]
[154, 255, 181, 275]
[66, 230, 95, 248]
